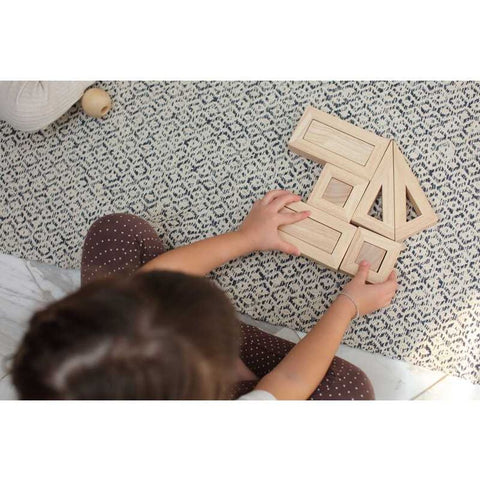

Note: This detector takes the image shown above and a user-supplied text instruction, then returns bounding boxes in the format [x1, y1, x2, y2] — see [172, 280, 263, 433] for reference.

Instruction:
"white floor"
[1, 252, 479, 400]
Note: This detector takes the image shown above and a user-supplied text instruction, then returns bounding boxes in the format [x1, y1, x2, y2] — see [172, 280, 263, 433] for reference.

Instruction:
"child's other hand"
[342, 261, 398, 315]
[238, 190, 310, 255]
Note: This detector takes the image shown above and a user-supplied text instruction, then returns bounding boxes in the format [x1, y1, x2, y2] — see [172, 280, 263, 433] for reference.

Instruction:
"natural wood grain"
[393, 142, 438, 241]
[279, 201, 357, 270]
[288, 106, 390, 179]
[352, 141, 395, 239]
[307, 164, 369, 222]
[340, 227, 403, 283]
[284, 201, 351, 232]
[322, 178, 353, 207]
[303, 120, 375, 166]
[279, 210, 341, 254]
[278, 230, 339, 270]
[81, 88, 112, 118]
[355, 242, 386, 273]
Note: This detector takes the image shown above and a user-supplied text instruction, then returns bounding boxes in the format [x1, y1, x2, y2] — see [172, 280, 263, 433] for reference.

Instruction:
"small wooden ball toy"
[81, 88, 112, 118]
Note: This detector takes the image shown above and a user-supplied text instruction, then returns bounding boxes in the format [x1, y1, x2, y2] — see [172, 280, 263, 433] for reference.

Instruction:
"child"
[11, 190, 397, 400]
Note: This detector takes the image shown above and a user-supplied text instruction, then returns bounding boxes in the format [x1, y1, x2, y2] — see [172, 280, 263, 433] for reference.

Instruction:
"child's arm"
[139, 190, 311, 276]
[255, 261, 398, 400]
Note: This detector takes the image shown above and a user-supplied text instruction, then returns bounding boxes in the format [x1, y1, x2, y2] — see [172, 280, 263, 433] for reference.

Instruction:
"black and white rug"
[1, 81, 479, 383]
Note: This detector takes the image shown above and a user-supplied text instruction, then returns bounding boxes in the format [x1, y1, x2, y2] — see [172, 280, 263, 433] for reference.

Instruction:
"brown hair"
[11, 271, 240, 400]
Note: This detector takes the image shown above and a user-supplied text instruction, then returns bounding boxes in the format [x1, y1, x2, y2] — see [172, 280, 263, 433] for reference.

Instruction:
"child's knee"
[327, 356, 375, 400]
[342, 361, 375, 400]
[352, 367, 375, 399]
[86, 213, 143, 239]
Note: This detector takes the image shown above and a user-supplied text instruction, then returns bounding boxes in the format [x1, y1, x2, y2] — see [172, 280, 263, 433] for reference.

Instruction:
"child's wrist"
[332, 294, 358, 320]
[234, 229, 259, 254]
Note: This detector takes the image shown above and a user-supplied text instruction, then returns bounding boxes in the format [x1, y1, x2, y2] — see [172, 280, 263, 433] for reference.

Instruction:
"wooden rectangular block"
[279, 212, 341, 254]
[288, 106, 391, 179]
[278, 201, 357, 270]
[340, 227, 403, 283]
[308, 164, 369, 222]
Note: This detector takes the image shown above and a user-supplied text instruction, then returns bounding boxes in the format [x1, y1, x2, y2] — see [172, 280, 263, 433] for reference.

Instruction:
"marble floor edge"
[410, 375, 449, 400]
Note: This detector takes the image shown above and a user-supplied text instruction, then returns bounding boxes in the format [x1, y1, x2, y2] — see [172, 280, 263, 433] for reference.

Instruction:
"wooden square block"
[288, 106, 391, 179]
[308, 164, 369, 222]
[340, 227, 403, 283]
[278, 201, 357, 270]
[324, 178, 352, 207]
[355, 242, 386, 273]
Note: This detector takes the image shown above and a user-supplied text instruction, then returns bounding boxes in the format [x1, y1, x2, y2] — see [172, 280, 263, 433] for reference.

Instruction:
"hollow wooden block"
[278, 201, 357, 270]
[288, 106, 390, 179]
[352, 140, 395, 239]
[340, 227, 403, 283]
[308, 164, 369, 222]
[324, 179, 352, 206]
[355, 242, 386, 272]
[393, 142, 438, 241]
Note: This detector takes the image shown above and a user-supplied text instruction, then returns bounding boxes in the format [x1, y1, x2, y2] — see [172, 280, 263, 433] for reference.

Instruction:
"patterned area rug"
[1, 81, 479, 383]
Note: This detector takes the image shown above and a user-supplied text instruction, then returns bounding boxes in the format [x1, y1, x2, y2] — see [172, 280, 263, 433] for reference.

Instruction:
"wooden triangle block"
[351, 141, 395, 239]
[393, 142, 438, 241]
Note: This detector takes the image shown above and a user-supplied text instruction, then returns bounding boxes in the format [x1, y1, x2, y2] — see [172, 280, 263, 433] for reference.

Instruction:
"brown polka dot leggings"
[81, 213, 375, 401]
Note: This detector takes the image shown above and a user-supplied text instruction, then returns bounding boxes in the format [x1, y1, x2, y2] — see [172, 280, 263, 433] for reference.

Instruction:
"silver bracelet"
[337, 292, 359, 319]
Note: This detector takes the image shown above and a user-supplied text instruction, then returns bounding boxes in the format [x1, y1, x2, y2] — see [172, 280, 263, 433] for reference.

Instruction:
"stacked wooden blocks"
[280, 106, 438, 283]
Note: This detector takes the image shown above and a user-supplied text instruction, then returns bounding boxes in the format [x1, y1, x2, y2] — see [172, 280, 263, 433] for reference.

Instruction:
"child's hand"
[238, 190, 311, 255]
[341, 261, 398, 315]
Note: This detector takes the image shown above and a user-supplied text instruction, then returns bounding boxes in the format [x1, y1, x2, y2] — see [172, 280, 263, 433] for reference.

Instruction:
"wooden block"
[351, 141, 395, 239]
[323, 178, 352, 207]
[393, 142, 438, 241]
[355, 242, 386, 273]
[340, 227, 403, 283]
[279, 201, 357, 270]
[279, 212, 341, 254]
[308, 164, 369, 222]
[288, 106, 390, 179]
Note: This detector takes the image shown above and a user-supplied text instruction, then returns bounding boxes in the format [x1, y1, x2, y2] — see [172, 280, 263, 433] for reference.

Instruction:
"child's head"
[11, 271, 240, 400]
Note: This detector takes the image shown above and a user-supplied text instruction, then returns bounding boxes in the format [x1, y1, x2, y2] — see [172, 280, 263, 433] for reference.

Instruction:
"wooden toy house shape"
[281, 106, 438, 283]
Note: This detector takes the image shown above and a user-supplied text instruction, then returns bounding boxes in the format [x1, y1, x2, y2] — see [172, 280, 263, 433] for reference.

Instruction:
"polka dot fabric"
[81, 213, 164, 285]
[230, 323, 375, 400]
[81, 213, 375, 400]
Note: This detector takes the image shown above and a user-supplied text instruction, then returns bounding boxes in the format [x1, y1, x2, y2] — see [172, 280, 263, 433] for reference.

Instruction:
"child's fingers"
[279, 210, 311, 225]
[261, 190, 293, 205]
[374, 270, 398, 296]
[270, 193, 302, 211]
[354, 260, 370, 284]
[380, 292, 395, 308]
[278, 240, 301, 256]
[382, 270, 398, 292]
